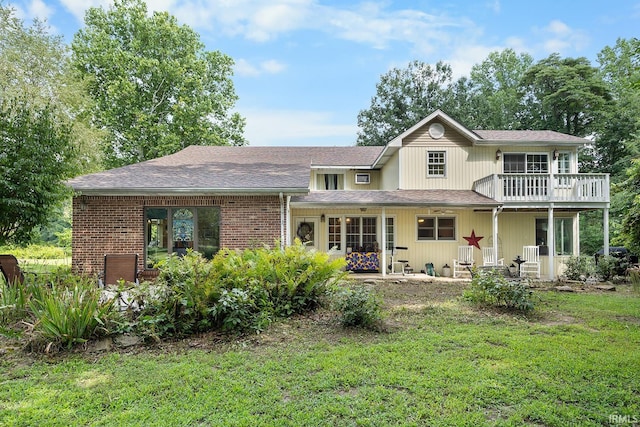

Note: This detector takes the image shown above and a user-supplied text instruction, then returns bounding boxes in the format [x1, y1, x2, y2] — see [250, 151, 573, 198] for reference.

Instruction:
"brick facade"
[72, 195, 285, 277]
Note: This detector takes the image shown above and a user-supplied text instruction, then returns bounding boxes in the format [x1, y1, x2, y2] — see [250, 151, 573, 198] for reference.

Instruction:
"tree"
[356, 60, 456, 146]
[0, 99, 77, 245]
[520, 54, 611, 137]
[72, 0, 246, 168]
[468, 49, 534, 130]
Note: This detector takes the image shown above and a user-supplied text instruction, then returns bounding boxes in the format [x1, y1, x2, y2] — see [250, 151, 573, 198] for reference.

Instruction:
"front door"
[294, 218, 319, 250]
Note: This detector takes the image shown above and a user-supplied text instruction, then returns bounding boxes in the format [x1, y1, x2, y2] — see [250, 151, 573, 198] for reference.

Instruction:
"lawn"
[1, 280, 638, 426]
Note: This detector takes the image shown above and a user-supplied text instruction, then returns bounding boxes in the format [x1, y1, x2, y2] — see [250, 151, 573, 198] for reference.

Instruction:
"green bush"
[594, 255, 617, 281]
[563, 255, 595, 281]
[330, 284, 384, 329]
[0, 244, 69, 260]
[127, 242, 346, 339]
[464, 268, 535, 312]
[0, 279, 31, 325]
[28, 278, 114, 349]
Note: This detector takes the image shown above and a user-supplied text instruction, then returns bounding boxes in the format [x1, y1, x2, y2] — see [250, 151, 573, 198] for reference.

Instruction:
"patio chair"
[482, 247, 504, 267]
[99, 254, 142, 287]
[453, 246, 475, 278]
[520, 246, 540, 278]
[0, 254, 25, 285]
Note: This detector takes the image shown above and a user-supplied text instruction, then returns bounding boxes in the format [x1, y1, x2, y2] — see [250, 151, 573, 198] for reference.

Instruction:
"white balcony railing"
[473, 174, 609, 204]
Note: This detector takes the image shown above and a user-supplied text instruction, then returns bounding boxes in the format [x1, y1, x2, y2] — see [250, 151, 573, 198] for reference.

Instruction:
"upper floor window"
[427, 151, 446, 177]
[355, 173, 370, 184]
[417, 216, 456, 241]
[322, 174, 343, 190]
[504, 153, 549, 174]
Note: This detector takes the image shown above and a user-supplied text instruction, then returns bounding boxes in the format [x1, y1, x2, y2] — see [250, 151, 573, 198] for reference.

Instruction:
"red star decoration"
[463, 229, 483, 249]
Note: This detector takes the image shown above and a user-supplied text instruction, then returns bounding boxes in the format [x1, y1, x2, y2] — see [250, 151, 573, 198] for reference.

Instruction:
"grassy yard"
[1, 280, 638, 426]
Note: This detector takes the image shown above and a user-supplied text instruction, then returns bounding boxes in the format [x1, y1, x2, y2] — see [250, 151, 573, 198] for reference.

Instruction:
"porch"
[473, 174, 609, 205]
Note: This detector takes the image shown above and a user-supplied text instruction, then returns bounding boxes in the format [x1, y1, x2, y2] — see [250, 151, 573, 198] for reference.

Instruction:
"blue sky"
[8, 0, 640, 146]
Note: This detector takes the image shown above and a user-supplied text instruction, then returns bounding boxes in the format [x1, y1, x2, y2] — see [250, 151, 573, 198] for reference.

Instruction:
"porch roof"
[290, 190, 500, 208]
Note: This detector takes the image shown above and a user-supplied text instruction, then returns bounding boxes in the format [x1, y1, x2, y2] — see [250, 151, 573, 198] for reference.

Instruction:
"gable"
[403, 120, 475, 147]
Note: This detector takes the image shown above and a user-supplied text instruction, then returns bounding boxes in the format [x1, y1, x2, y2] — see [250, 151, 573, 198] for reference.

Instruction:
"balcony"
[473, 174, 609, 205]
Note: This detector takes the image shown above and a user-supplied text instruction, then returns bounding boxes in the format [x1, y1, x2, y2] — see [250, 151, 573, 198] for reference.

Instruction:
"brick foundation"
[72, 195, 285, 276]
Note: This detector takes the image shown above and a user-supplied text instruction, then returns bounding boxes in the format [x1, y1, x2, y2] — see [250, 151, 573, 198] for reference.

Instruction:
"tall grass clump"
[464, 268, 535, 312]
[27, 277, 114, 349]
[0, 279, 31, 325]
[630, 268, 640, 295]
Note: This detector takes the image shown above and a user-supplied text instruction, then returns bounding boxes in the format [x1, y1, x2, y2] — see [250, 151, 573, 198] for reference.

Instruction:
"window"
[328, 217, 341, 250]
[345, 217, 377, 251]
[535, 218, 573, 256]
[503, 153, 549, 174]
[355, 173, 370, 184]
[427, 151, 446, 177]
[385, 217, 395, 251]
[145, 207, 220, 268]
[321, 174, 343, 190]
[417, 216, 456, 241]
[556, 152, 571, 187]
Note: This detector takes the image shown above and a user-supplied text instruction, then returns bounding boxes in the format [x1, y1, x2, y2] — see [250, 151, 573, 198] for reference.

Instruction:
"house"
[69, 110, 610, 280]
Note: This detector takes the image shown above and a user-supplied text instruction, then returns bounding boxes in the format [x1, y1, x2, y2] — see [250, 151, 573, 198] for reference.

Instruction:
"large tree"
[356, 60, 456, 146]
[520, 54, 611, 137]
[468, 49, 534, 130]
[0, 99, 77, 244]
[72, 0, 246, 168]
[0, 3, 86, 244]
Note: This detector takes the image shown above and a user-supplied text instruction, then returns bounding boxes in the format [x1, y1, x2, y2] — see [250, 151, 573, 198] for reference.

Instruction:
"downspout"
[279, 192, 285, 249]
[286, 195, 291, 247]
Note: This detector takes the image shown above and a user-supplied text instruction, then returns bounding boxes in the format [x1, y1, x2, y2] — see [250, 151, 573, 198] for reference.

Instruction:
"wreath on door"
[296, 222, 313, 243]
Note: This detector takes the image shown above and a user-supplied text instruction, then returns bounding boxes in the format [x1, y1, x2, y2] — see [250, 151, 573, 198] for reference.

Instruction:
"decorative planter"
[442, 265, 451, 277]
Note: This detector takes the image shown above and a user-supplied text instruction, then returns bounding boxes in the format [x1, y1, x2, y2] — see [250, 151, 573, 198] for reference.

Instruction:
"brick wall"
[72, 195, 285, 276]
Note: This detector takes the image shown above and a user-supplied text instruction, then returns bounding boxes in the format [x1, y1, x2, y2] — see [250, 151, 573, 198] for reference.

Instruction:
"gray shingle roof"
[291, 190, 498, 208]
[68, 145, 385, 194]
[474, 130, 587, 142]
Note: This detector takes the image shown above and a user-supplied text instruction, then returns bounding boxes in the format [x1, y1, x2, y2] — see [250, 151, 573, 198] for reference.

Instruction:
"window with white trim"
[417, 216, 456, 241]
[427, 151, 446, 177]
[355, 173, 370, 184]
[535, 217, 573, 255]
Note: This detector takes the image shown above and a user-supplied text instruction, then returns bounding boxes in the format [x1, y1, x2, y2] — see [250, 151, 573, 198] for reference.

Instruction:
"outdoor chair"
[453, 246, 475, 278]
[0, 254, 25, 285]
[98, 254, 142, 287]
[482, 247, 504, 267]
[520, 246, 540, 278]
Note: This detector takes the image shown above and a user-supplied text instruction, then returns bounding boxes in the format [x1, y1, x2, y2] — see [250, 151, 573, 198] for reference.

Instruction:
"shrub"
[0, 279, 31, 325]
[464, 268, 535, 312]
[563, 256, 595, 281]
[594, 255, 617, 281]
[331, 284, 383, 329]
[27, 278, 114, 349]
[630, 269, 640, 295]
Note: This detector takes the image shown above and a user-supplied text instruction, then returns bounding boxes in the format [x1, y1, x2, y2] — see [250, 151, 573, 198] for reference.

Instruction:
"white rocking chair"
[453, 246, 475, 278]
[520, 246, 540, 278]
[482, 247, 504, 267]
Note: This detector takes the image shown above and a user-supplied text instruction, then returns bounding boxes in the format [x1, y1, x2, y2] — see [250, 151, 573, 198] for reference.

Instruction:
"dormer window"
[322, 174, 343, 190]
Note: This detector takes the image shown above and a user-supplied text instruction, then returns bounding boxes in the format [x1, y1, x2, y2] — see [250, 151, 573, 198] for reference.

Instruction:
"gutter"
[70, 187, 310, 197]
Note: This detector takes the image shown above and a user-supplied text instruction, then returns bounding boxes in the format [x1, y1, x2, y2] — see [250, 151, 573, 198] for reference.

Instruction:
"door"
[294, 218, 319, 250]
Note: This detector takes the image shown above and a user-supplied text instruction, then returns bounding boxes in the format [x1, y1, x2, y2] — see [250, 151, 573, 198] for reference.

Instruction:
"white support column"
[547, 205, 555, 280]
[492, 208, 499, 264]
[604, 207, 610, 256]
[381, 207, 387, 278]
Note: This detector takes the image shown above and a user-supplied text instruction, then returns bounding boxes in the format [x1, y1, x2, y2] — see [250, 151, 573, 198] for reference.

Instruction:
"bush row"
[0, 242, 384, 350]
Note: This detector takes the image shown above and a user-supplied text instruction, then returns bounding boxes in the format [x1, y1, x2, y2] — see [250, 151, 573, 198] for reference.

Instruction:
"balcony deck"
[473, 174, 609, 207]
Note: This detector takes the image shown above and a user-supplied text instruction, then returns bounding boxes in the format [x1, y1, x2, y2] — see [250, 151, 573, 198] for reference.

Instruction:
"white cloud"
[58, 0, 109, 22]
[241, 108, 358, 146]
[535, 19, 590, 55]
[235, 59, 287, 77]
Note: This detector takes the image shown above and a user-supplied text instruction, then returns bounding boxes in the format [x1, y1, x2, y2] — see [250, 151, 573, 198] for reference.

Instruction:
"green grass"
[1, 285, 639, 426]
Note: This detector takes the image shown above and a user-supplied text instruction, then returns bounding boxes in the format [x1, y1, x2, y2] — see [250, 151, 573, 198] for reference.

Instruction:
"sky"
[8, 0, 640, 146]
